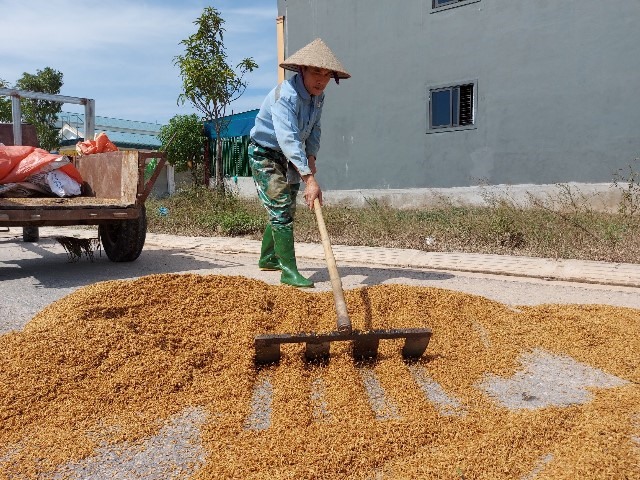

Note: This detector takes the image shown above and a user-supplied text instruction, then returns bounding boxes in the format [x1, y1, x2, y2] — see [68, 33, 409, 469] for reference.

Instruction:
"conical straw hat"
[280, 38, 351, 79]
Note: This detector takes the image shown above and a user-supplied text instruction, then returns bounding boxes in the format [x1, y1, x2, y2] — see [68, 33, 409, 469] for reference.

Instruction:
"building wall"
[277, 0, 640, 190]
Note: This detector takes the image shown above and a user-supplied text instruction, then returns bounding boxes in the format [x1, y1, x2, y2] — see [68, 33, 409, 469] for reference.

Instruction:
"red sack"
[1, 146, 69, 183]
[76, 132, 118, 155]
[0, 145, 83, 186]
[0, 146, 34, 180]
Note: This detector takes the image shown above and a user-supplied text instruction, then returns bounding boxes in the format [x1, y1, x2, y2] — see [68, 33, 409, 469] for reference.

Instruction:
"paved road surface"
[1, 226, 639, 335]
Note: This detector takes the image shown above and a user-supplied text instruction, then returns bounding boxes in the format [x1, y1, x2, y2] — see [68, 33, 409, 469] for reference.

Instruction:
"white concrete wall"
[232, 178, 623, 213]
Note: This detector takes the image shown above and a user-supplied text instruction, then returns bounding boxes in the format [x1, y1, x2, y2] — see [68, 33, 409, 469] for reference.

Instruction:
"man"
[249, 38, 350, 288]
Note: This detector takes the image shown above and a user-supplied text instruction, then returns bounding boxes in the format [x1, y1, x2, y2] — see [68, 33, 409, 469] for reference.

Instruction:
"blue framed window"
[428, 82, 476, 132]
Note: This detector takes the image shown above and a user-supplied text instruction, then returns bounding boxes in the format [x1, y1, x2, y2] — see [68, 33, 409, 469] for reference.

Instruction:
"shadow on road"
[306, 264, 455, 286]
[0, 238, 244, 289]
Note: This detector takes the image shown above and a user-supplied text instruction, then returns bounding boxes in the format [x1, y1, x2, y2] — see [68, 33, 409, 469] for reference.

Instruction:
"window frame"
[431, 0, 481, 13]
[426, 80, 478, 134]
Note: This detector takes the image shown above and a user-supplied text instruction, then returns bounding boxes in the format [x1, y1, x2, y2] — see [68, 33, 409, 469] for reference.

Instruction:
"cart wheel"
[98, 207, 147, 262]
[23, 226, 39, 242]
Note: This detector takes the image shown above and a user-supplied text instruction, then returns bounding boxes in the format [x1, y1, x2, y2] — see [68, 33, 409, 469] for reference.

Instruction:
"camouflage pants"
[248, 143, 300, 229]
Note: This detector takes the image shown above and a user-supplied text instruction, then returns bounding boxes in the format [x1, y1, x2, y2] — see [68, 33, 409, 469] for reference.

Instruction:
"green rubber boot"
[272, 225, 314, 288]
[258, 224, 280, 271]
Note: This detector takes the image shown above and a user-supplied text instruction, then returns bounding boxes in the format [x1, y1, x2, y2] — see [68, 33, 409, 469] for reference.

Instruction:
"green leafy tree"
[0, 78, 11, 122]
[158, 114, 204, 184]
[174, 6, 258, 190]
[15, 67, 64, 151]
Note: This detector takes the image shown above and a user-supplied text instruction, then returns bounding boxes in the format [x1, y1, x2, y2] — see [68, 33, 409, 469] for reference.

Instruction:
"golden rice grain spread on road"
[0, 274, 638, 479]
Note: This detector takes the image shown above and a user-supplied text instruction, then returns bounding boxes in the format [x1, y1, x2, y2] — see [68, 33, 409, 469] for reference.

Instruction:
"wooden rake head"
[254, 327, 432, 365]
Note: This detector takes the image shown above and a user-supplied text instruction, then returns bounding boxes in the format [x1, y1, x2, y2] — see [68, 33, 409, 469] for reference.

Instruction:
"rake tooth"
[402, 334, 432, 360]
[352, 337, 379, 361]
[305, 342, 330, 362]
[255, 339, 281, 365]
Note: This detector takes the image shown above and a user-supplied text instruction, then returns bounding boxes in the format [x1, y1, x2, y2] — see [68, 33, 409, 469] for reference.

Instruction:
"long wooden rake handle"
[313, 198, 352, 334]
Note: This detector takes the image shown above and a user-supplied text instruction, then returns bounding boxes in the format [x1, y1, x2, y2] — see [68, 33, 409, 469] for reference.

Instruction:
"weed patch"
[147, 182, 640, 264]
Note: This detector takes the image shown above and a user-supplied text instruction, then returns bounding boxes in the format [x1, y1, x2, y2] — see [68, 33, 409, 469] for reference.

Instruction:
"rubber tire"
[98, 207, 147, 262]
[22, 226, 39, 242]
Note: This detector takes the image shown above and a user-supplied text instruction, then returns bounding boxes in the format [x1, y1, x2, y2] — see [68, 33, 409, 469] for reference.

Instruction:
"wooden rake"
[254, 199, 432, 365]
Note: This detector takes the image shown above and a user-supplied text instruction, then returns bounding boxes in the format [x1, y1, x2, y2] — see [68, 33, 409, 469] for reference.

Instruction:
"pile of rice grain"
[0, 274, 638, 479]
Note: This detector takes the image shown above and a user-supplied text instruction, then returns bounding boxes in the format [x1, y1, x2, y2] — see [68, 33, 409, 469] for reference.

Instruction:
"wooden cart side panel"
[0, 206, 139, 226]
[74, 151, 138, 204]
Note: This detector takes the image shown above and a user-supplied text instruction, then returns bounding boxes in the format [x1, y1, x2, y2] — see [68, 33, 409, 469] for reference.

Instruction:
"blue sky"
[0, 0, 278, 125]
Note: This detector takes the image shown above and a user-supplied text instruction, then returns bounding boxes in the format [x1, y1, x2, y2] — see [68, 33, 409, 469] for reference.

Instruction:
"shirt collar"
[293, 73, 311, 101]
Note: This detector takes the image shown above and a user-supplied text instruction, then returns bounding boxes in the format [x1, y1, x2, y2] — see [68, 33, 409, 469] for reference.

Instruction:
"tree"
[174, 6, 258, 190]
[15, 67, 64, 152]
[158, 114, 204, 185]
[0, 78, 11, 122]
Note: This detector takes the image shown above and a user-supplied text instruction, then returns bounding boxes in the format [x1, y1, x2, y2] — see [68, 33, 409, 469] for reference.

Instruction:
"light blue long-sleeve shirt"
[250, 73, 323, 183]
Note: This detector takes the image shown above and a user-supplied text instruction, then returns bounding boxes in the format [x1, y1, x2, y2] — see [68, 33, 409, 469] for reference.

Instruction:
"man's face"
[302, 67, 332, 96]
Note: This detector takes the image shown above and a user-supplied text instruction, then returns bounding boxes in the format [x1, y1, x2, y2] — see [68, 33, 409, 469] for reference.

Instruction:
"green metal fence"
[212, 135, 252, 178]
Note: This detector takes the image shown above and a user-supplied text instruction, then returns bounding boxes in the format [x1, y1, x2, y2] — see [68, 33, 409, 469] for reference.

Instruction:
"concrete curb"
[28, 228, 640, 289]
[142, 233, 640, 289]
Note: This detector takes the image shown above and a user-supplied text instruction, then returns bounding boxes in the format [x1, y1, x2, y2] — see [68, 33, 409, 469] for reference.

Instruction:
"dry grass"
[147, 180, 640, 264]
[294, 195, 640, 264]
